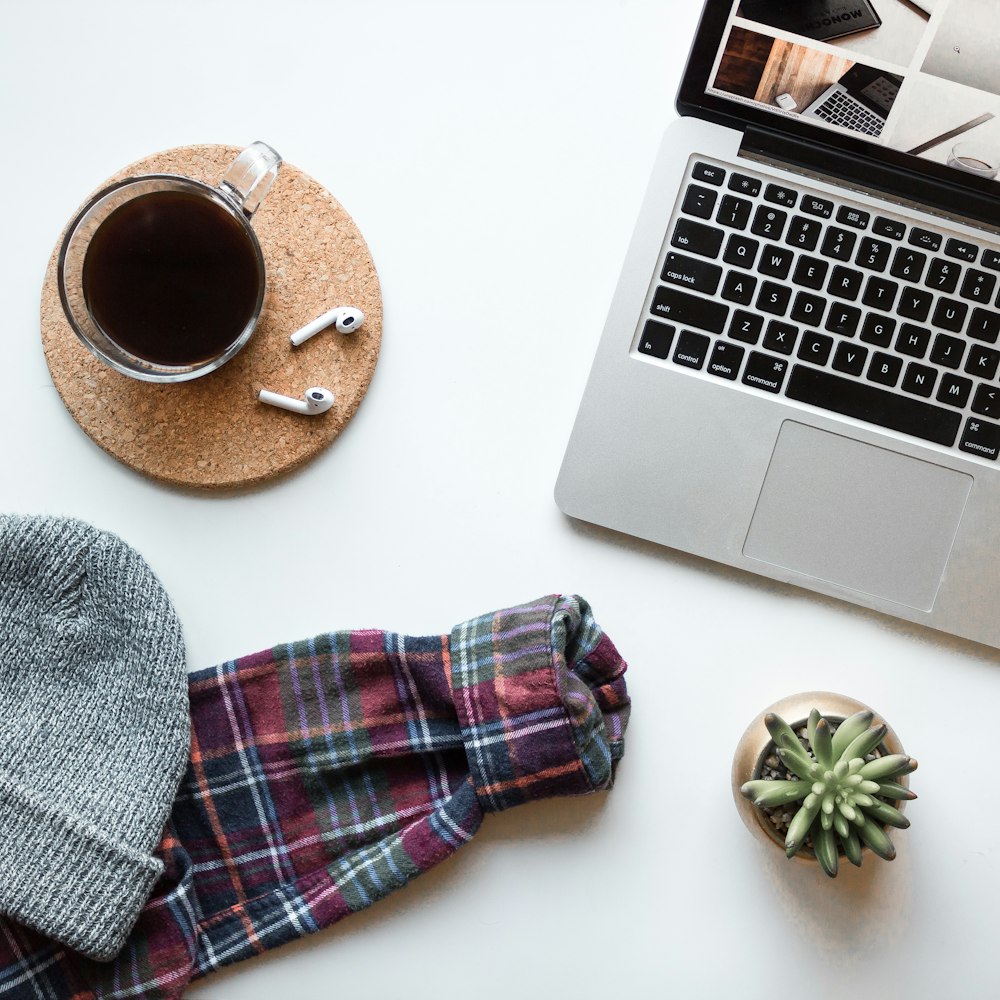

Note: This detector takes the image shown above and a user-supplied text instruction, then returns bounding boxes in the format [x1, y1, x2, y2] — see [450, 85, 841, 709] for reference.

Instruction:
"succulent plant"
[740, 708, 917, 878]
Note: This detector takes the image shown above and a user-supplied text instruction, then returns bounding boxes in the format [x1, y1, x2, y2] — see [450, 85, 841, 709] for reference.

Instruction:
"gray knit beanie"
[0, 515, 189, 961]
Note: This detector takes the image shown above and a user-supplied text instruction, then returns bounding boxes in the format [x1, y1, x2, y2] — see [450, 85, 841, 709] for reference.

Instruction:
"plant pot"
[732, 691, 910, 865]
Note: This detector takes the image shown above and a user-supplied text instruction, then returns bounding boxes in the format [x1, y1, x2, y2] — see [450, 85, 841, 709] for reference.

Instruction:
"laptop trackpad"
[743, 422, 972, 611]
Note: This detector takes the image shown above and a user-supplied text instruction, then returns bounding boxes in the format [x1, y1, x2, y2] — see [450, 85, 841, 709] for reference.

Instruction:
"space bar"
[785, 366, 961, 447]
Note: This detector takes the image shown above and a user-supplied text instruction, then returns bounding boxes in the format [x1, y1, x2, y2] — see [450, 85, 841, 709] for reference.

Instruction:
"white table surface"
[2, 2, 998, 998]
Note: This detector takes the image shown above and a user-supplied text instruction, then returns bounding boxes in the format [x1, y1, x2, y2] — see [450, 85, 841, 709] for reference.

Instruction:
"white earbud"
[290, 306, 365, 346]
[258, 386, 334, 415]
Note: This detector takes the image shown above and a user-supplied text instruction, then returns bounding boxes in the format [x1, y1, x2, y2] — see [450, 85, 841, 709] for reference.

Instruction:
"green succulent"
[741, 709, 917, 878]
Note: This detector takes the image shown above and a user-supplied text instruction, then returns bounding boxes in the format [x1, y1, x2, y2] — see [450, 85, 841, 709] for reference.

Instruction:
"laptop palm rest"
[743, 422, 973, 611]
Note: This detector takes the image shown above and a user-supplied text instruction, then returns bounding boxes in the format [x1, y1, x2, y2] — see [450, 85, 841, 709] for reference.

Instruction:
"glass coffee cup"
[57, 142, 281, 382]
[946, 140, 999, 181]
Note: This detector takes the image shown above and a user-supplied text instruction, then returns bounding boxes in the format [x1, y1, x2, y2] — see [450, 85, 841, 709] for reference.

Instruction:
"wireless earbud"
[290, 306, 365, 346]
[258, 386, 334, 415]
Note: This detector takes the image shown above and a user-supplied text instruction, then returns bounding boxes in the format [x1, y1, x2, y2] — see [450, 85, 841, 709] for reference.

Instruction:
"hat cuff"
[0, 773, 163, 962]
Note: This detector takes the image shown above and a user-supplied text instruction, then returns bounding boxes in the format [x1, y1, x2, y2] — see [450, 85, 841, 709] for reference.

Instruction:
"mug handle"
[219, 141, 282, 219]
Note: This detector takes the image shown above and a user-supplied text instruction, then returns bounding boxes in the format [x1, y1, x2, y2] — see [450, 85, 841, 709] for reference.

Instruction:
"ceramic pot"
[732, 691, 909, 863]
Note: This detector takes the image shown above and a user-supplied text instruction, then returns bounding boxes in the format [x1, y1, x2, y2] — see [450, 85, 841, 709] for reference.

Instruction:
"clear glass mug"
[57, 142, 282, 382]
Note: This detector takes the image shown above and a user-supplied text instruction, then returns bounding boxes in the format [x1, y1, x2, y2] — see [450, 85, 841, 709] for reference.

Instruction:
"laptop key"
[862, 276, 898, 311]
[869, 353, 904, 387]
[969, 307, 1000, 343]
[982, 249, 1000, 271]
[751, 206, 787, 240]
[797, 330, 833, 365]
[832, 341, 868, 377]
[681, 184, 718, 220]
[900, 362, 936, 397]
[672, 329, 711, 370]
[728, 173, 761, 197]
[930, 334, 965, 369]
[728, 310, 764, 345]
[821, 227, 857, 261]
[637, 320, 674, 359]
[971, 384, 1000, 418]
[651, 286, 729, 333]
[825, 303, 861, 338]
[756, 281, 792, 316]
[721, 271, 758, 305]
[742, 351, 788, 393]
[763, 320, 797, 355]
[926, 258, 961, 293]
[965, 345, 1000, 380]
[960, 418, 1000, 460]
[707, 340, 745, 380]
[759, 244, 793, 279]
[790, 291, 825, 326]
[932, 298, 968, 333]
[692, 162, 725, 186]
[724, 234, 759, 269]
[937, 373, 972, 408]
[898, 288, 933, 322]
[764, 184, 797, 208]
[802, 197, 833, 219]
[890, 248, 927, 283]
[716, 194, 753, 230]
[946, 238, 978, 263]
[661, 252, 723, 296]
[671, 218, 724, 259]
[961, 269, 996, 303]
[909, 228, 943, 252]
[896, 324, 930, 359]
[785, 366, 961, 447]
[828, 265, 863, 301]
[792, 255, 829, 290]
[860, 313, 896, 347]
[786, 216, 822, 251]
[856, 237, 891, 272]
[836, 206, 870, 229]
[873, 217, 906, 241]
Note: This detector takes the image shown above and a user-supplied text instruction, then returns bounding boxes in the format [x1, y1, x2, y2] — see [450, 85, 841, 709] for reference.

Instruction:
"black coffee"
[82, 190, 260, 367]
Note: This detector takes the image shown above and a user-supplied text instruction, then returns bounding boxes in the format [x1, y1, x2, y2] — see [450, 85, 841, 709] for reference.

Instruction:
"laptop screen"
[684, 0, 1000, 193]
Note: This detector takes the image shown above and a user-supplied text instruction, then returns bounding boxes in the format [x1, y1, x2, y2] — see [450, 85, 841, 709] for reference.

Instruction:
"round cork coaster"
[41, 144, 382, 490]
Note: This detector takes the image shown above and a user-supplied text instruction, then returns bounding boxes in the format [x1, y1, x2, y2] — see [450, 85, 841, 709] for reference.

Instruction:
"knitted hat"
[0, 515, 189, 961]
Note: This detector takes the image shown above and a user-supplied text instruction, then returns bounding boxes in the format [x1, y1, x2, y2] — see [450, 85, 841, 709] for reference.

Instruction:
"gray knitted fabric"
[0, 515, 189, 962]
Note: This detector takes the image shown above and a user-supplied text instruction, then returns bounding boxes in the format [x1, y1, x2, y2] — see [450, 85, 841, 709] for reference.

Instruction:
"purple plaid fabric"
[0, 595, 629, 999]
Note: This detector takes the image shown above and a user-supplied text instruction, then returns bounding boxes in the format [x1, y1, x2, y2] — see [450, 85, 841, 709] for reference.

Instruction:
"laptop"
[801, 66, 903, 139]
[555, 0, 1000, 649]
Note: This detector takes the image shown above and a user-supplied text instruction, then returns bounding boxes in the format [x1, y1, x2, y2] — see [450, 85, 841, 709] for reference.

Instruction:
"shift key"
[651, 286, 729, 334]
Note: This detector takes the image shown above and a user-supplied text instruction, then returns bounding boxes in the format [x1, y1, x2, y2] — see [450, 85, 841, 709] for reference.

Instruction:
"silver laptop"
[556, 0, 1000, 649]
[801, 65, 902, 138]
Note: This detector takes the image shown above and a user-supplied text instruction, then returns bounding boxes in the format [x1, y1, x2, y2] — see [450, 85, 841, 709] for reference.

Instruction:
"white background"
[1, 1, 998, 997]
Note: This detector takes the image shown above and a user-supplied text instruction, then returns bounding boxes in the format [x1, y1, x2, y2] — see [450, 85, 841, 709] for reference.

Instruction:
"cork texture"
[41, 144, 382, 489]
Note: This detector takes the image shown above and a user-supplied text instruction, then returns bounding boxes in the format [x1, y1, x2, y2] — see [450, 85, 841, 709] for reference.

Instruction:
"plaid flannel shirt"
[0, 595, 629, 999]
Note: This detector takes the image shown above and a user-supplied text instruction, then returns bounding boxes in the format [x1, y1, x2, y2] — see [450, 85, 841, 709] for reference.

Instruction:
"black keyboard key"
[717, 194, 753, 230]
[721, 271, 758, 306]
[873, 217, 906, 241]
[969, 307, 1000, 343]
[763, 320, 798, 355]
[692, 161, 725, 186]
[862, 276, 899, 312]
[724, 234, 759, 269]
[898, 287, 933, 322]
[895, 324, 930, 359]
[869, 352, 903, 387]
[802, 197, 833, 219]
[792, 255, 829, 290]
[821, 227, 857, 262]
[960, 418, 1000, 460]
[764, 184, 797, 208]
[932, 297, 968, 333]
[961, 269, 996, 303]
[681, 184, 718, 220]
[756, 281, 792, 316]
[661, 252, 723, 295]
[971, 384, 1000, 418]
[786, 366, 961, 446]
[832, 341, 868, 377]
[825, 303, 861, 338]
[946, 238, 978, 263]
[926, 258, 961, 293]
[671, 218, 724, 259]
[707, 340, 745, 380]
[910, 228, 943, 252]
[797, 330, 833, 365]
[856, 237, 891, 272]
[937, 373, 972, 408]
[729, 310, 764, 345]
[742, 351, 789, 393]
[930, 334, 965, 369]
[983, 249, 1000, 271]
[837, 206, 870, 229]
[901, 362, 936, 398]
[759, 244, 793, 279]
[786, 216, 822, 251]
[860, 313, 897, 347]
[790, 291, 825, 326]
[828, 265, 863, 301]
[751, 206, 787, 240]
[637, 320, 674, 359]
[672, 329, 711, 369]
[890, 248, 927, 283]
[965, 344, 1000, 380]
[651, 286, 729, 333]
[728, 173, 761, 197]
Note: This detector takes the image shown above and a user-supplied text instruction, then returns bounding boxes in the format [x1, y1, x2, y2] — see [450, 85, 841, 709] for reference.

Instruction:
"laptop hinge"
[740, 125, 1000, 234]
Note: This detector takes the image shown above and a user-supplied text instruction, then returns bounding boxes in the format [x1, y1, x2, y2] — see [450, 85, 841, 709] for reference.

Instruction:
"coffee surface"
[82, 190, 260, 366]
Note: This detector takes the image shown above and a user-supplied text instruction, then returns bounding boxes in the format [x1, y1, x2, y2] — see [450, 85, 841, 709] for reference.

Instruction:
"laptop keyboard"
[809, 91, 885, 137]
[636, 156, 1000, 461]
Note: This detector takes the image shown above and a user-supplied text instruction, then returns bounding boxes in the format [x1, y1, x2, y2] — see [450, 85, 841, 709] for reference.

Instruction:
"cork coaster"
[41, 144, 382, 489]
